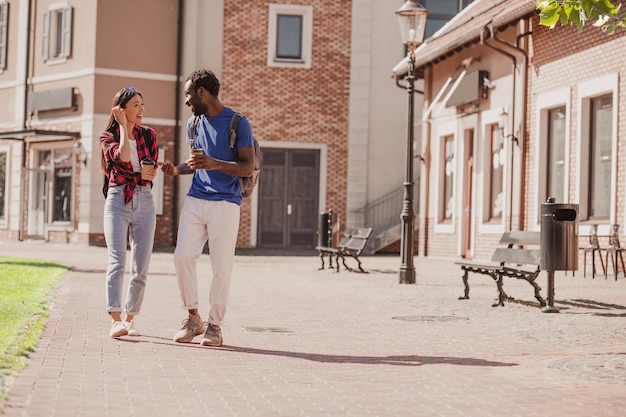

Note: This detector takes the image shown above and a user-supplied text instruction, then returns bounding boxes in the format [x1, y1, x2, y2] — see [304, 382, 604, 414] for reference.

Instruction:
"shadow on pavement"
[122, 336, 518, 367]
[220, 346, 519, 367]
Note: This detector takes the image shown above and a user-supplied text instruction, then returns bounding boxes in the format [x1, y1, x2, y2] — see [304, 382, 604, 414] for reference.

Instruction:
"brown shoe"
[201, 323, 223, 347]
[173, 314, 206, 343]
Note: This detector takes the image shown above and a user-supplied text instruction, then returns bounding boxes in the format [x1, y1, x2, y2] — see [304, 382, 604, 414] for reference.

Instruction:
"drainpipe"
[489, 22, 532, 232]
[481, 23, 521, 232]
[513, 21, 532, 232]
[17, 0, 34, 241]
[171, 0, 184, 245]
[23, 0, 32, 129]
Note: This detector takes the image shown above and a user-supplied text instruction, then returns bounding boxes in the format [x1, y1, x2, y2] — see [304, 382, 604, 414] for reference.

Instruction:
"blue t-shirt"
[186, 107, 254, 205]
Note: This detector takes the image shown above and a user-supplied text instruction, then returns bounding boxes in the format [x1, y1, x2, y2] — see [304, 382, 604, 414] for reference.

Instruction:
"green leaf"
[560, 9, 571, 25]
[596, 0, 619, 16]
[570, 7, 583, 29]
[539, 5, 562, 27]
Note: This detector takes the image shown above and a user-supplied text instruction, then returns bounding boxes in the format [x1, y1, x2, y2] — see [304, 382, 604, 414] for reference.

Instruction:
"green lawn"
[0, 257, 67, 397]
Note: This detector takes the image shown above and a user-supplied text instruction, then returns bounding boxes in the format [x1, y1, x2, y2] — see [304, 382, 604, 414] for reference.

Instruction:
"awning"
[0, 129, 81, 141]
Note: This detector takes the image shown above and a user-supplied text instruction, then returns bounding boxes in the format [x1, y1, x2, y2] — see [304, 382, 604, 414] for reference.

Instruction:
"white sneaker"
[110, 321, 128, 338]
[125, 321, 139, 336]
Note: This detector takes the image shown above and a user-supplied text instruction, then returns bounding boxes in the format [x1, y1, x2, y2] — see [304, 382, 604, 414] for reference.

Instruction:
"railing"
[350, 182, 419, 232]
[350, 180, 420, 253]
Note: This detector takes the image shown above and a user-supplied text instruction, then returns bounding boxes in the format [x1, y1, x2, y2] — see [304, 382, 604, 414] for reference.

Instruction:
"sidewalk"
[1, 240, 625, 417]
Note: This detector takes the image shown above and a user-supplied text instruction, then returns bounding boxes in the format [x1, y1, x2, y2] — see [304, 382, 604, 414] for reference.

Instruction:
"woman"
[100, 87, 159, 338]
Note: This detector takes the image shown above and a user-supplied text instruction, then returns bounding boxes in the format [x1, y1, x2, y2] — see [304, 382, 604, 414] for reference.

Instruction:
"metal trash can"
[540, 199, 579, 271]
[539, 197, 578, 313]
[317, 211, 333, 248]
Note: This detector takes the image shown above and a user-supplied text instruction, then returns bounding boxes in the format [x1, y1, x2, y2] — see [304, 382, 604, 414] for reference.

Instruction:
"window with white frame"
[547, 107, 566, 203]
[0, 150, 6, 223]
[42, 4, 72, 63]
[267, 4, 312, 69]
[441, 135, 455, 222]
[577, 74, 617, 224]
[487, 123, 503, 220]
[534, 88, 570, 226]
[587, 94, 612, 219]
[0, 2, 8, 71]
[34, 147, 73, 223]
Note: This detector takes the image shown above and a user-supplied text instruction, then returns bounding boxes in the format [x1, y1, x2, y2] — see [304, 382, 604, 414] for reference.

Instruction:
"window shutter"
[42, 11, 50, 60]
[0, 3, 8, 70]
[60, 7, 72, 58]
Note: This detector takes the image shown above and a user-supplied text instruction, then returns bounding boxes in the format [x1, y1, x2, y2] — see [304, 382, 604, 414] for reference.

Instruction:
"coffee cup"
[140, 159, 155, 180]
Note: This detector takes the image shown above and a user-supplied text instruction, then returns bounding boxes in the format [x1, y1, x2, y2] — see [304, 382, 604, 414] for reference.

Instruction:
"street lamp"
[396, 1, 428, 284]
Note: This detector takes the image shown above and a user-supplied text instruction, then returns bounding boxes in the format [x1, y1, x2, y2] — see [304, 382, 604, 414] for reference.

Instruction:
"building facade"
[0, 0, 484, 252]
[393, 0, 626, 261]
[0, 0, 359, 249]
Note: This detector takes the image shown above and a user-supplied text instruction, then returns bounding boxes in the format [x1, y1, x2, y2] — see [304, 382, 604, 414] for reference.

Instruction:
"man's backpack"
[229, 112, 261, 198]
[102, 126, 154, 198]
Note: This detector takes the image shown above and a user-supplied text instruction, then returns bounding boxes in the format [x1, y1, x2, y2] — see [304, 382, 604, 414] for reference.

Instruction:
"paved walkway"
[0, 240, 625, 417]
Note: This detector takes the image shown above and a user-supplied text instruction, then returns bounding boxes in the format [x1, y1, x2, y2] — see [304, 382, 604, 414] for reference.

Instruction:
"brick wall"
[529, 16, 626, 242]
[221, 0, 352, 247]
[527, 16, 626, 276]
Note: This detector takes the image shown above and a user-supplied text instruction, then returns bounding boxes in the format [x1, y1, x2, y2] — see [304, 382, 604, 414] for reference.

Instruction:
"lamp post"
[396, 1, 428, 284]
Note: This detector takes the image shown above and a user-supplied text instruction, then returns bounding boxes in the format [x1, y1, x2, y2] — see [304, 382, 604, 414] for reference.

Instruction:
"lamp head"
[396, 0, 428, 52]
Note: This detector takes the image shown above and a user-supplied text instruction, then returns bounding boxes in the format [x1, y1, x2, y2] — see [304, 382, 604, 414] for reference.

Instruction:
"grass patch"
[0, 257, 67, 397]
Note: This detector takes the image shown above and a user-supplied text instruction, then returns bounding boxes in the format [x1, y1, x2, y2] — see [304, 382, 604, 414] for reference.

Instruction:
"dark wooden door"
[258, 149, 320, 247]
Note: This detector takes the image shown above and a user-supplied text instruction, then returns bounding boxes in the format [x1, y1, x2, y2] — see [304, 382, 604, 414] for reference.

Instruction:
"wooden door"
[462, 129, 474, 258]
[257, 149, 320, 247]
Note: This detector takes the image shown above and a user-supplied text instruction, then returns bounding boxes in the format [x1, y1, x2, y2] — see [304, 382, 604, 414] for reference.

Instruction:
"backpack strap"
[189, 116, 200, 149]
[229, 112, 244, 158]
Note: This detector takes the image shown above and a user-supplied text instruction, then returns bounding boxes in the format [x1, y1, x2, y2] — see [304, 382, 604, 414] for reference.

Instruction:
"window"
[0, 150, 6, 223]
[547, 107, 566, 203]
[267, 4, 312, 69]
[0, 2, 8, 71]
[488, 123, 503, 220]
[441, 135, 454, 222]
[588, 95, 612, 219]
[420, 0, 474, 38]
[534, 88, 570, 227]
[36, 148, 73, 223]
[577, 74, 617, 225]
[42, 4, 72, 62]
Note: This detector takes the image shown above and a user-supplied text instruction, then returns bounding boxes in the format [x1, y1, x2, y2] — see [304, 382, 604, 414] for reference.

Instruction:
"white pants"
[174, 197, 240, 326]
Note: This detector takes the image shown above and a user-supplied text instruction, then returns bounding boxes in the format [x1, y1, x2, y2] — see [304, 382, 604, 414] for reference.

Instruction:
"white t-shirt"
[129, 140, 140, 172]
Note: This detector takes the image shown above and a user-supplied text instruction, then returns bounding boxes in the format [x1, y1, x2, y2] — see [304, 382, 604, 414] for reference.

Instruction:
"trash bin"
[540, 198, 579, 271]
[317, 211, 333, 248]
[539, 197, 578, 313]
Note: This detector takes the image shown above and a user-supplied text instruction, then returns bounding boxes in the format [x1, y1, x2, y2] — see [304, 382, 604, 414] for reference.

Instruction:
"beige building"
[0, 0, 480, 252]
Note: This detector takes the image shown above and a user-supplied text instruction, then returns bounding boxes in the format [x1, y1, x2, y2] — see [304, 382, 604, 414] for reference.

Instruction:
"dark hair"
[186, 69, 220, 97]
[104, 87, 143, 131]
[101, 87, 143, 171]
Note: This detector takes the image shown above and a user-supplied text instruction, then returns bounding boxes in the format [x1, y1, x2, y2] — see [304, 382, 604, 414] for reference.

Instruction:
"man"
[161, 69, 254, 347]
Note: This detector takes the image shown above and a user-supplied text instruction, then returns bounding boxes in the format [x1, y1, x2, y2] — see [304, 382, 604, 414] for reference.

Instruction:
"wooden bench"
[316, 227, 373, 273]
[455, 231, 546, 307]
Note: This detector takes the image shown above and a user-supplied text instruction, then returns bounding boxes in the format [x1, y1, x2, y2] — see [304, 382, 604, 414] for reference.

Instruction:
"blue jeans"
[103, 185, 156, 315]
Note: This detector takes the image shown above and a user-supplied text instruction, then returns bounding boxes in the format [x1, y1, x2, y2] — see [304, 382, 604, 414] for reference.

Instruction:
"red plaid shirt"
[100, 124, 159, 205]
